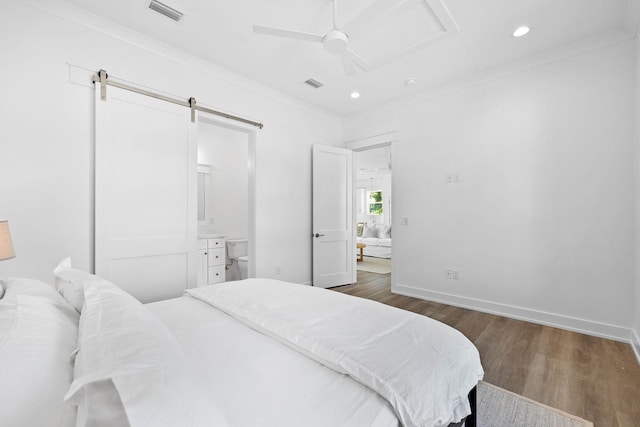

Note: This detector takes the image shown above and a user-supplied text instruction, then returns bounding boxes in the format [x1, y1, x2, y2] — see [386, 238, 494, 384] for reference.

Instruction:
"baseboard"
[393, 283, 631, 343]
[632, 329, 640, 366]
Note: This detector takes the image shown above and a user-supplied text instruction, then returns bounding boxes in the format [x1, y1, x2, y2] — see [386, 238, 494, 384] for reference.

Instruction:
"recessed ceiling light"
[513, 26, 530, 37]
[405, 78, 417, 86]
[350, 91, 360, 99]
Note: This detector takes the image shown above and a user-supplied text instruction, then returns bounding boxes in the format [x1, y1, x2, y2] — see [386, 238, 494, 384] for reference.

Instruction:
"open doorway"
[354, 145, 392, 278]
[197, 115, 256, 283]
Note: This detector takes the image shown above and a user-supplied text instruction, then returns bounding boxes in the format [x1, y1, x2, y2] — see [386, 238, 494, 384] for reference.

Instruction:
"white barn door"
[95, 85, 197, 303]
[312, 145, 354, 288]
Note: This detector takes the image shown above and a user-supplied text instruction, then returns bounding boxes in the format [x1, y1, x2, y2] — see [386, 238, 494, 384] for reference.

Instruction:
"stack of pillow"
[0, 259, 228, 427]
[0, 277, 79, 427]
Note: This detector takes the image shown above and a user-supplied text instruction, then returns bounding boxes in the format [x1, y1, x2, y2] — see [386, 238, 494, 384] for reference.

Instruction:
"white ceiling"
[61, 0, 633, 116]
[356, 145, 392, 180]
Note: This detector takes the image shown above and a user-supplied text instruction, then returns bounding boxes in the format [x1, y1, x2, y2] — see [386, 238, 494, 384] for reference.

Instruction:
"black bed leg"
[465, 386, 477, 427]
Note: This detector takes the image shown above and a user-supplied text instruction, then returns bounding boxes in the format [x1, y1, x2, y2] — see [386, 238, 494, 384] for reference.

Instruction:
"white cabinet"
[197, 239, 208, 287]
[208, 265, 225, 283]
[208, 247, 225, 266]
[197, 237, 226, 286]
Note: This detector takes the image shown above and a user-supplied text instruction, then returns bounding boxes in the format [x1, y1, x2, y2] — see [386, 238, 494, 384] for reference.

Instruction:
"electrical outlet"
[276, 266, 281, 275]
[401, 217, 409, 226]
[445, 269, 460, 280]
[446, 173, 460, 183]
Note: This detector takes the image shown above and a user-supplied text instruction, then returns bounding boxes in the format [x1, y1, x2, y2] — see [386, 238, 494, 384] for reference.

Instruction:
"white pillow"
[379, 225, 391, 239]
[53, 257, 91, 313]
[0, 295, 78, 427]
[1, 277, 78, 322]
[66, 278, 228, 427]
[362, 223, 377, 238]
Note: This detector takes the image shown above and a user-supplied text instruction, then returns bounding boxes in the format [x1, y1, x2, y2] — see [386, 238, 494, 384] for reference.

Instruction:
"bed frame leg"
[465, 386, 477, 427]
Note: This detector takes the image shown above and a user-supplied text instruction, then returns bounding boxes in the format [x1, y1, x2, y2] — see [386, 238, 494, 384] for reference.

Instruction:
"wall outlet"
[445, 269, 459, 280]
[446, 173, 460, 183]
[400, 216, 409, 226]
[276, 266, 281, 275]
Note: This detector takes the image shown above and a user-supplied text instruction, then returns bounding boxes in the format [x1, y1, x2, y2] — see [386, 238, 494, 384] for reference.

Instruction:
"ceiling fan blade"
[253, 25, 323, 43]
[346, 48, 370, 71]
[338, 51, 356, 76]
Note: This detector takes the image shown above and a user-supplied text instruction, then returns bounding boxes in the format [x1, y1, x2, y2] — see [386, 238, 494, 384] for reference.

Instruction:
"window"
[368, 191, 383, 215]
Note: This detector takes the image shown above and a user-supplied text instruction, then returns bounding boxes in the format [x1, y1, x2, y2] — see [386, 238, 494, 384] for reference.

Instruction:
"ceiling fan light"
[323, 30, 348, 54]
[513, 26, 530, 37]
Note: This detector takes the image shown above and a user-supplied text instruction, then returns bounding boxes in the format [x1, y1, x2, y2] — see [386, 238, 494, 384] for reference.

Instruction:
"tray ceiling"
[57, 0, 633, 116]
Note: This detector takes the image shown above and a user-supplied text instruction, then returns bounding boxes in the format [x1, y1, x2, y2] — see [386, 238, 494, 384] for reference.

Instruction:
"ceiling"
[61, 0, 633, 116]
[356, 146, 392, 180]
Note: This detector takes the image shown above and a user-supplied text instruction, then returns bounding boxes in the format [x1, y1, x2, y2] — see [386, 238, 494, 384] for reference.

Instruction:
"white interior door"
[95, 85, 197, 303]
[312, 144, 354, 288]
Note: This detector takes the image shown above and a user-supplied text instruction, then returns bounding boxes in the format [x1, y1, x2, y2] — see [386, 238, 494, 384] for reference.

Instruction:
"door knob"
[314, 233, 325, 238]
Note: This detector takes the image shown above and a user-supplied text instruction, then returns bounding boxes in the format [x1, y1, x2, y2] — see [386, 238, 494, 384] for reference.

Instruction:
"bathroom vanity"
[197, 235, 226, 286]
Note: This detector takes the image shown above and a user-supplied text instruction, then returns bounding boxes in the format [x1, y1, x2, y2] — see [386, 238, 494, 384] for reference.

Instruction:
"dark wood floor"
[332, 270, 640, 427]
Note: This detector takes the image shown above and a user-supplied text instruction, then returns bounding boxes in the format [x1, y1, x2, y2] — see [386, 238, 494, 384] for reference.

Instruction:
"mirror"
[197, 164, 211, 222]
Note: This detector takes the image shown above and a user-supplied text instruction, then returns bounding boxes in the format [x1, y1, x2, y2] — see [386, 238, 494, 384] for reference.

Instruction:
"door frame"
[198, 113, 257, 279]
[346, 131, 397, 285]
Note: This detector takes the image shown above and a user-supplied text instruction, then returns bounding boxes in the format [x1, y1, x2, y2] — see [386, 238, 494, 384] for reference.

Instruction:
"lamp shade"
[0, 220, 15, 260]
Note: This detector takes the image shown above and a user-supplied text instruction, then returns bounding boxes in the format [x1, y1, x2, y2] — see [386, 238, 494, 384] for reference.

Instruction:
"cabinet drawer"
[208, 248, 225, 266]
[208, 265, 225, 284]
[207, 238, 224, 249]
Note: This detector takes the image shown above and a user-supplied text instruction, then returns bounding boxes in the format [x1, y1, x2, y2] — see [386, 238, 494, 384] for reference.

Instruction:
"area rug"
[477, 381, 593, 427]
[357, 256, 391, 274]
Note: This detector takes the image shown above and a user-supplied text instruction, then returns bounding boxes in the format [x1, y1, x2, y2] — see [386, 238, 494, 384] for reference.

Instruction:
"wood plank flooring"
[332, 270, 640, 427]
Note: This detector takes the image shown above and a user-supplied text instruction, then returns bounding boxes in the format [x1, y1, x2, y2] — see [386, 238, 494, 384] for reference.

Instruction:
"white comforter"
[148, 292, 399, 427]
[185, 279, 483, 427]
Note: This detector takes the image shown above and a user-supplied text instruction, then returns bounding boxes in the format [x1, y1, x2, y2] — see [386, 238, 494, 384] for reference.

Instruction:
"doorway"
[347, 132, 397, 285]
[197, 115, 256, 280]
[354, 145, 392, 279]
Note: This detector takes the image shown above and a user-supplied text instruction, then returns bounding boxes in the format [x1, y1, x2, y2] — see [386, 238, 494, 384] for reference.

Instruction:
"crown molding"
[18, 0, 342, 125]
[345, 28, 634, 121]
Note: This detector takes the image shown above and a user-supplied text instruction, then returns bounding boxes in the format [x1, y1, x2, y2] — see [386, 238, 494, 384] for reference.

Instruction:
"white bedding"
[147, 295, 400, 427]
[184, 279, 483, 427]
[2, 272, 481, 427]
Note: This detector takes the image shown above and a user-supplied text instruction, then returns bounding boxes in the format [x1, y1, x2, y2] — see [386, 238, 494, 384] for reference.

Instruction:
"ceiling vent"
[148, 0, 183, 22]
[304, 79, 324, 89]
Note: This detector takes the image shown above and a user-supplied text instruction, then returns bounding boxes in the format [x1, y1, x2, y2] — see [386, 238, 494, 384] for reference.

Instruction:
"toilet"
[226, 238, 248, 281]
[238, 256, 249, 280]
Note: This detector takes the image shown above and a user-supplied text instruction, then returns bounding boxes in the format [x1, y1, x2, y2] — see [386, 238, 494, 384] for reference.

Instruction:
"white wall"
[344, 39, 636, 340]
[197, 123, 249, 240]
[0, 0, 342, 285]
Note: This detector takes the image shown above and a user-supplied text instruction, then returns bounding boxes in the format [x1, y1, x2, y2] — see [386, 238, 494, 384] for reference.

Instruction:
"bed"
[0, 262, 484, 427]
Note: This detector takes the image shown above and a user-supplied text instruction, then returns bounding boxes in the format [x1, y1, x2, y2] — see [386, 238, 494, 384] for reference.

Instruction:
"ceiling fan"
[252, 0, 368, 76]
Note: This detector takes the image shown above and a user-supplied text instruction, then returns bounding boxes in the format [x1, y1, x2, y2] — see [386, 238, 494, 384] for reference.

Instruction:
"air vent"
[148, 0, 183, 22]
[304, 79, 324, 89]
